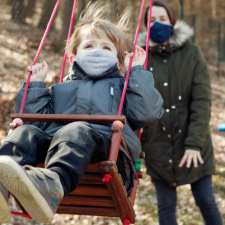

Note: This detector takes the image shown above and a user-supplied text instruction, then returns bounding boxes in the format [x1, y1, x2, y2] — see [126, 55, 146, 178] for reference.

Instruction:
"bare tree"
[11, 0, 26, 24]
[179, 0, 185, 19]
[38, 0, 56, 29]
[25, 0, 37, 19]
[55, 0, 74, 51]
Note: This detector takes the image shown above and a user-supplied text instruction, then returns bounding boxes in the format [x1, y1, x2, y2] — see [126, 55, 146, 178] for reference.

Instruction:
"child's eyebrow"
[101, 41, 113, 46]
[83, 40, 95, 44]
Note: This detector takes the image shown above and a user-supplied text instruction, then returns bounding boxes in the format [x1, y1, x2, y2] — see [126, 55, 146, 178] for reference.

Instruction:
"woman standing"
[139, 1, 223, 225]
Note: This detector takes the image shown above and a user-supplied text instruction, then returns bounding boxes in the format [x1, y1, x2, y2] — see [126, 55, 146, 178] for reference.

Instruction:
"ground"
[0, 4, 225, 225]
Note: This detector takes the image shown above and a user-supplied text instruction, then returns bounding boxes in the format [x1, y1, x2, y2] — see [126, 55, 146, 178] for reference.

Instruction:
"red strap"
[118, 0, 146, 114]
[19, 0, 61, 113]
[11, 211, 32, 219]
[59, 0, 78, 82]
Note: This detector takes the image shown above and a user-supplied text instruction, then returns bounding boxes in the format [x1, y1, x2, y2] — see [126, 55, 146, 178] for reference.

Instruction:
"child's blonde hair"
[67, 3, 130, 67]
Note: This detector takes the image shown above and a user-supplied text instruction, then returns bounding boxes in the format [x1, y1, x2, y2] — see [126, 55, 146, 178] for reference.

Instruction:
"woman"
[139, 1, 223, 225]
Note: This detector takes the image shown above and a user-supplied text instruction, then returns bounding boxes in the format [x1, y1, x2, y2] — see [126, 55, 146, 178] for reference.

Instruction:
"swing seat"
[11, 113, 141, 224]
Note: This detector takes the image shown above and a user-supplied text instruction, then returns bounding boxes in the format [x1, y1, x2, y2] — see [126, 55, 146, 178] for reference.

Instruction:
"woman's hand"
[28, 61, 48, 82]
[125, 46, 146, 71]
[179, 149, 204, 168]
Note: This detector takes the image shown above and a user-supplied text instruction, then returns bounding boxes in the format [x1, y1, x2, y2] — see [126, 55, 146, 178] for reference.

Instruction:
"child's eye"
[150, 17, 156, 23]
[160, 16, 167, 21]
[103, 46, 112, 51]
[84, 44, 93, 49]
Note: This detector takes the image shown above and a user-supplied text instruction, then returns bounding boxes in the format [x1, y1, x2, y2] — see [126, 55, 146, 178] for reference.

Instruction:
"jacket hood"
[138, 21, 194, 48]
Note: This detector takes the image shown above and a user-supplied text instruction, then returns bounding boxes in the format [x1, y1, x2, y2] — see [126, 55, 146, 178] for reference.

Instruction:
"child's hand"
[28, 61, 48, 82]
[125, 47, 146, 71]
[9, 118, 24, 129]
[8, 118, 24, 135]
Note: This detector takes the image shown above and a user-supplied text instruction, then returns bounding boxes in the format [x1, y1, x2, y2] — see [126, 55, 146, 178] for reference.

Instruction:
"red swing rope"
[137, 0, 153, 139]
[59, 0, 78, 82]
[118, 0, 152, 115]
[19, 0, 61, 114]
[19, 0, 78, 114]
[11, 211, 32, 220]
[13, 0, 61, 218]
[103, 0, 148, 186]
[11, 0, 78, 219]
[144, 0, 153, 70]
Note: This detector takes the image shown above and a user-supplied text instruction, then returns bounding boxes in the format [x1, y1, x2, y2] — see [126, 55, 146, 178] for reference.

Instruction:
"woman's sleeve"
[184, 47, 211, 151]
[124, 66, 164, 129]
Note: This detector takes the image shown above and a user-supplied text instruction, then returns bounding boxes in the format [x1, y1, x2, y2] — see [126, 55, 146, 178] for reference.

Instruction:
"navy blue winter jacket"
[16, 63, 164, 160]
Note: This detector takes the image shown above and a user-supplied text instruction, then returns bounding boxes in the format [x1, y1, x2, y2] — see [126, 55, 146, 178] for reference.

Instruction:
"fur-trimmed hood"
[138, 21, 194, 48]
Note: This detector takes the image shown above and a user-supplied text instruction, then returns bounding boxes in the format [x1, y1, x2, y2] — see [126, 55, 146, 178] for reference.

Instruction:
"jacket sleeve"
[184, 47, 211, 151]
[16, 81, 53, 128]
[124, 66, 164, 129]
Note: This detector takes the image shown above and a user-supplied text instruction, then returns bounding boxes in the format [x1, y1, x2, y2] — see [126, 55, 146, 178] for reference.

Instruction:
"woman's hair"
[144, 0, 177, 27]
[67, 3, 130, 66]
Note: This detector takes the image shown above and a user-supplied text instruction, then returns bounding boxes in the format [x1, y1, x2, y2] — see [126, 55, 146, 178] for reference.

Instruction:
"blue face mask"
[150, 21, 173, 44]
[75, 48, 118, 77]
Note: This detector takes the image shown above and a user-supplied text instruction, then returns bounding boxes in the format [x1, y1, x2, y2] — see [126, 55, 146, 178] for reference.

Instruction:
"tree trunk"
[25, 0, 37, 19]
[217, 21, 222, 76]
[11, 0, 26, 24]
[38, 0, 56, 29]
[179, 0, 185, 19]
[53, 0, 73, 51]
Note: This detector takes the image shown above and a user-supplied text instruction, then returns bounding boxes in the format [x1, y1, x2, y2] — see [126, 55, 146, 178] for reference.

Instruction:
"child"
[0, 5, 163, 224]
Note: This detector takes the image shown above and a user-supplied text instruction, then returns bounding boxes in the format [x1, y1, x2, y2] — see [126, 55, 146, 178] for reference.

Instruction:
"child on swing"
[0, 4, 163, 224]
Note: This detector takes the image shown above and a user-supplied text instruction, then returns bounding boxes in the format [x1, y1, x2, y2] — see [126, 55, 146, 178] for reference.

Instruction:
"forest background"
[0, 0, 225, 225]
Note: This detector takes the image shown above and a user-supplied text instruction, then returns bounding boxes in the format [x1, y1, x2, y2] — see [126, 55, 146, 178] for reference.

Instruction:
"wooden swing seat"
[11, 113, 140, 224]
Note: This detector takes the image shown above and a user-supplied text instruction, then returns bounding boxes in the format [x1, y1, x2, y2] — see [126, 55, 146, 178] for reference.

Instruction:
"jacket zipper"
[88, 82, 92, 114]
[109, 83, 114, 113]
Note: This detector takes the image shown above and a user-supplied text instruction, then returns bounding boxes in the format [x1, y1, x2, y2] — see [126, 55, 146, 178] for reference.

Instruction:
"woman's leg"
[191, 175, 223, 225]
[154, 180, 178, 225]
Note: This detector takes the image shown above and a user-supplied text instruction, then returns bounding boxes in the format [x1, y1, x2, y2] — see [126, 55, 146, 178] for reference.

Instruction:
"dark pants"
[0, 122, 110, 194]
[154, 176, 223, 225]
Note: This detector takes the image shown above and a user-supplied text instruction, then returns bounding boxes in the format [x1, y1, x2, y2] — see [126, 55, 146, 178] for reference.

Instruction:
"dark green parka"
[139, 21, 214, 186]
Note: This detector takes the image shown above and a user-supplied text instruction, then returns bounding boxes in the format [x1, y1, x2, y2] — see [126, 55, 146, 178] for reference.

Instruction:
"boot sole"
[0, 156, 54, 224]
[0, 190, 11, 223]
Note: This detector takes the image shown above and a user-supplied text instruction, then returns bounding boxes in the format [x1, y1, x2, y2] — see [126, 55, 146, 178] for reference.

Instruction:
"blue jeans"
[154, 176, 223, 225]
